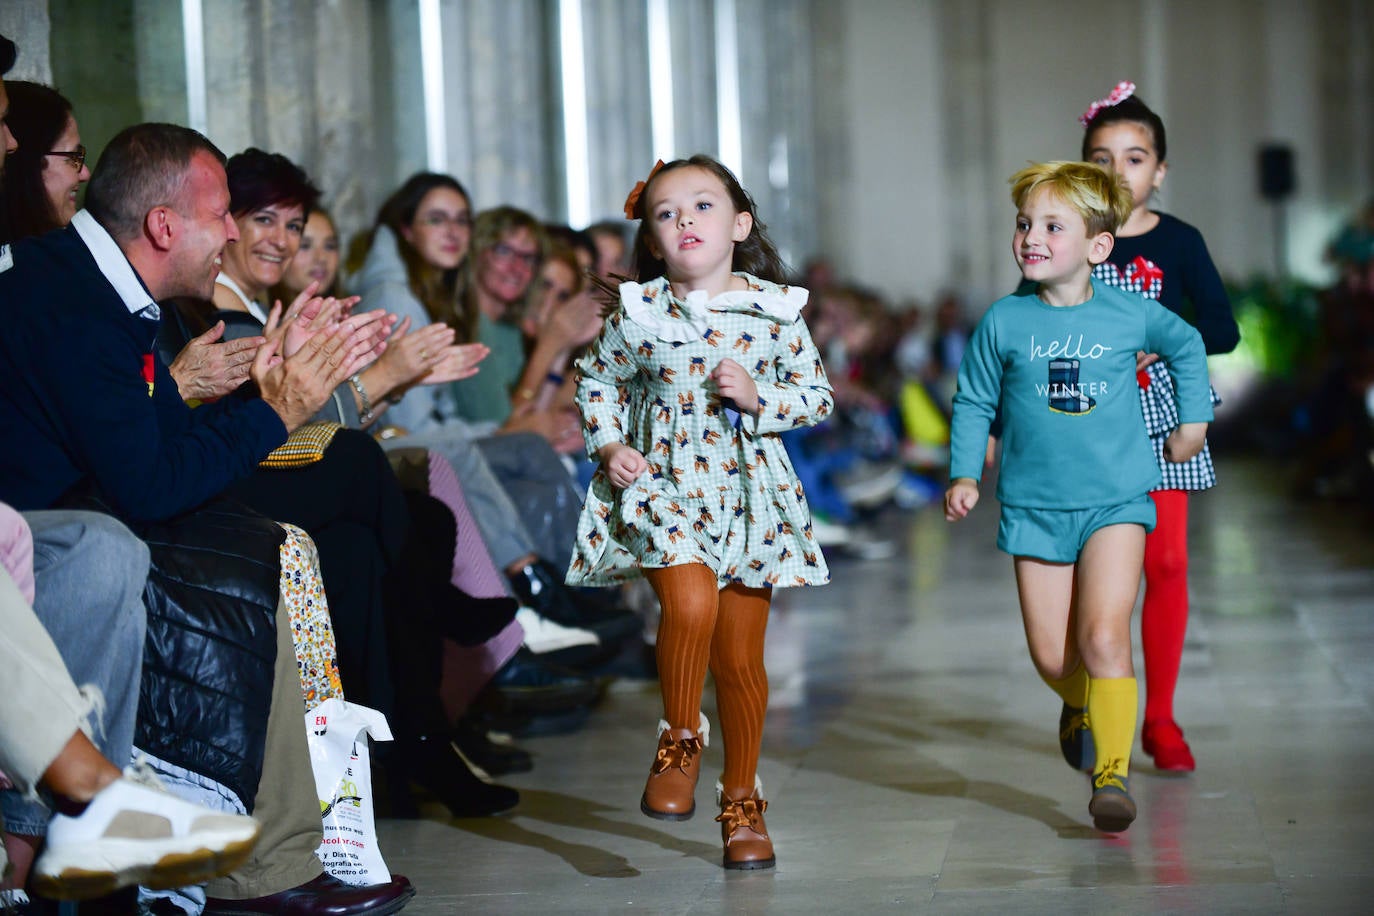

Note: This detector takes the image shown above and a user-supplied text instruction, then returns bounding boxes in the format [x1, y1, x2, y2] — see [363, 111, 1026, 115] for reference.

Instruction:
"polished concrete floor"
[380, 459, 1374, 914]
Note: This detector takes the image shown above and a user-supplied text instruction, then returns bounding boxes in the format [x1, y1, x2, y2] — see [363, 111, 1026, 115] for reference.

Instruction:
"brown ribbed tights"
[644, 564, 772, 795]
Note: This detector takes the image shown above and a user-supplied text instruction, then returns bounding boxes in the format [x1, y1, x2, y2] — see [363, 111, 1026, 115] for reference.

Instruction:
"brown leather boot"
[640, 714, 709, 820]
[716, 779, 775, 870]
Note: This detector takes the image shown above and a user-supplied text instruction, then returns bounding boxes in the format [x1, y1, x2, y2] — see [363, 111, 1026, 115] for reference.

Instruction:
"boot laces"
[716, 797, 769, 838]
[1060, 710, 1090, 742]
[650, 735, 702, 775]
[1093, 758, 1127, 791]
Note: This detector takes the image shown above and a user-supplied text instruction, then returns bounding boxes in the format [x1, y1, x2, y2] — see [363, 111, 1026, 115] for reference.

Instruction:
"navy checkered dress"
[1094, 265, 1220, 492]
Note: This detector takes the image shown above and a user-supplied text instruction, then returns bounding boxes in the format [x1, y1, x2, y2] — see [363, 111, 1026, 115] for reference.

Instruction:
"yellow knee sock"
[1041, 663, 1090, 709]
[1087, 677, 1138, 778]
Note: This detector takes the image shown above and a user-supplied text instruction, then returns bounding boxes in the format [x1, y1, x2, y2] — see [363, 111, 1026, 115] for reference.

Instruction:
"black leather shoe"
[401, 736, 520, 818]
[453, 716, 533, 775]
[508, 562, 642, 643]
[204, 871, 415, 915]
[474, 649, 603, 715]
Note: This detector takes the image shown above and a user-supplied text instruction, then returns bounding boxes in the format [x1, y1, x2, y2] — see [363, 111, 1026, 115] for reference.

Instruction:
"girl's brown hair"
[626, 155, 787, 285]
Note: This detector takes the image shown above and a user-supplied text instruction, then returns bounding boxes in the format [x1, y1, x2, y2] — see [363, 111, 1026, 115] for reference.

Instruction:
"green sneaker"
[1088, 761, 1136, 833]
[1058, 702, 1094, 773]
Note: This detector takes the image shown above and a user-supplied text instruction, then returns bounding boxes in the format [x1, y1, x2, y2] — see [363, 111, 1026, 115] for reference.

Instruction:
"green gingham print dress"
[566, 273, 834, 589]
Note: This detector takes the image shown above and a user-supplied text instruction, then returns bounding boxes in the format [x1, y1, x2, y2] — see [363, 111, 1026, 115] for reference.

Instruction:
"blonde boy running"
[944, 161, 1213, 832]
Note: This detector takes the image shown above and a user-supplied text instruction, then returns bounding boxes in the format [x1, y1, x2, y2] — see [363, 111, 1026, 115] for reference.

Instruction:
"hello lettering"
[1028, 335, 1114, 361]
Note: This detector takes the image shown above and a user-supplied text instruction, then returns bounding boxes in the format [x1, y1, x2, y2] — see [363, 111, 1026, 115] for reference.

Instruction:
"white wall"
[814, 0, 1373, 310]
[818, 0, 949, 303]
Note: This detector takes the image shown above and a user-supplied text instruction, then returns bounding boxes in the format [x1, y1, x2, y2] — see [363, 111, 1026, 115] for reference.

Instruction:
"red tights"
[1142, 489, 1189, 724]
[644, 564, 772, 794]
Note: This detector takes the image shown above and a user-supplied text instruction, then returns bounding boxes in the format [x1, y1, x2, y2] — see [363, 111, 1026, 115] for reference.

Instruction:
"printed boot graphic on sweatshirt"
[1047, 358, 1097, 415]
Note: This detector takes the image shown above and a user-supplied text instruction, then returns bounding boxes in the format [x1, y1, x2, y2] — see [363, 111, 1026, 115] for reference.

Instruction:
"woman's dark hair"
[224, 147, 320, 219]
[1081, 95, 1168, 162]
[0, 80, 76, 243]
[627, 155, 787, 284]
[363, 171, 471, 327]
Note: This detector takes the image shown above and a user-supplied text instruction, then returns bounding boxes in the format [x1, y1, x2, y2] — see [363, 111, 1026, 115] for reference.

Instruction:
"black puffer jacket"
[63, 492, 283, 809]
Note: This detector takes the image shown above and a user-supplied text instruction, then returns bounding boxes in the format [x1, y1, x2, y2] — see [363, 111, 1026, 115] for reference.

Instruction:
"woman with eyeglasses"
[352, 175, 644, 664]
[0, 81, 88, 244]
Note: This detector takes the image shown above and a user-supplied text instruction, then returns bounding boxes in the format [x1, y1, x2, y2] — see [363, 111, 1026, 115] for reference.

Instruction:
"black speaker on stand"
[1259, 144, 1295, 278]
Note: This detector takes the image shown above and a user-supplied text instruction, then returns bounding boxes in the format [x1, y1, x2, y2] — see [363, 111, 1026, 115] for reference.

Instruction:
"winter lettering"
[1036, 381, 1109, 397]
[1029, 334, 1113, 361]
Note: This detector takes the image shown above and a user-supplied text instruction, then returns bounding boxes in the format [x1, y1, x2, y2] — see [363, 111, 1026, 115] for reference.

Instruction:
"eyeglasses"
[417, 211, 472, 230]
[489, 242, 540, 268]
[45, 144, 86, 171]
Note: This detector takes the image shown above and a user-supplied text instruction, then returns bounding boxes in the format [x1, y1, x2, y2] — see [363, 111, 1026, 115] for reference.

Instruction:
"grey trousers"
[385, 427, 582, 571]
[0, 511, 149, 834]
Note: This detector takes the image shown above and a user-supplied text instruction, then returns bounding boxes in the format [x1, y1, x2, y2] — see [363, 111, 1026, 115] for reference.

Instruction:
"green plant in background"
[1225, 277, 1320, 380]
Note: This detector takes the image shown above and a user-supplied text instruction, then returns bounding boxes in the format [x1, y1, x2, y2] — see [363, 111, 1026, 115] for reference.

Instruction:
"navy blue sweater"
[1093, 212, 1240, 355]
[0, 225, 287, 520]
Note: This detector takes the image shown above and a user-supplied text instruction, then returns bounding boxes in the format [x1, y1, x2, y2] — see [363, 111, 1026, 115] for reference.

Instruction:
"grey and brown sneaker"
[1059, 702, 1095, 773]
[1088, 760, 1136, 833]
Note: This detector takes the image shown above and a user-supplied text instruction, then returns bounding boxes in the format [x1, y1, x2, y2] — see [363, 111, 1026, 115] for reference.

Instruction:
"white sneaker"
[842, 528, 898, 561]
[32, 763, 260, 901]
[836, 462, 903, 509]
[808, 516, 853, 547]
[516, 606, 602, 653]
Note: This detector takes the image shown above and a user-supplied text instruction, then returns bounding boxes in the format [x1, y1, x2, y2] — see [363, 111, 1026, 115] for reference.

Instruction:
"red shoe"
[1141, 720, 1195, 772]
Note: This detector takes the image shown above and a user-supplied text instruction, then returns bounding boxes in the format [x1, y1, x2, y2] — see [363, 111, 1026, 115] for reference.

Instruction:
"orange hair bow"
[623, 159, 666, 220]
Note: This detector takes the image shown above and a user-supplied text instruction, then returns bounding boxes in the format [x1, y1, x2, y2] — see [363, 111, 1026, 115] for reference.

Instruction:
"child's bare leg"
[1074, 523, 1145, 680]
[1013, 558, 1079, 679]
[1015, 558, 1093, 771]
[1076, 522, 1146, 832]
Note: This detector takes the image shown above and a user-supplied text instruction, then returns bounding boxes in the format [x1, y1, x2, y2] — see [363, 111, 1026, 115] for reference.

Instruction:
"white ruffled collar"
[619, 273, 810, 343]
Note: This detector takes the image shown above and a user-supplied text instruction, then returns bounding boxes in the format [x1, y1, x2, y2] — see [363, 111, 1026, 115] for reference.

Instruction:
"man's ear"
[143, 206, 176, 253]
[732, 210, 753, 243]
[1088, 230, 1115, 266]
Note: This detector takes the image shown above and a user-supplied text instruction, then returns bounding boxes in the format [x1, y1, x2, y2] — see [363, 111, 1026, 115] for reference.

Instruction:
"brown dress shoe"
[716, 784, 775, 870]
[640, 718, 707, 821]
[204, 871, 415, 915]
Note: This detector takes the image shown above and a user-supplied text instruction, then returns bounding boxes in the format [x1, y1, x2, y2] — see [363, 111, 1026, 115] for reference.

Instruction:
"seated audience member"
[513, 232, 605, 417]
[165, 149, 606, 812]
[0, 118, 413, 915]
[0, 79, 264, 404]
[586, 218, 630, 281]
[0, 503, 260, 906]
[350, 174, 639, 642]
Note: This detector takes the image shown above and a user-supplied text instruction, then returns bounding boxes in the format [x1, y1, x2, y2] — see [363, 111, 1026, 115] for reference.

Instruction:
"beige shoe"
[716, 778, 775, 870]
[640, 714, 709, 820]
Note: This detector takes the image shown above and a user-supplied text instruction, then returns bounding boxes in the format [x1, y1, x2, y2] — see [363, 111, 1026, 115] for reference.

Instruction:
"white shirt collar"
[69, 210, 160, 320]
[214, 273, 269, 325]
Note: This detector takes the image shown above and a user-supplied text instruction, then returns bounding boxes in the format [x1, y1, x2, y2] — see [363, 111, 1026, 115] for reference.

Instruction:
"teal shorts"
[997, 496, 1156, 563]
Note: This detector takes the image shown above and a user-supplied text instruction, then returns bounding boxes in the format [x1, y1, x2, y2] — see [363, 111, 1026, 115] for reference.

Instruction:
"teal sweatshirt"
[949, 279, 1213, 509]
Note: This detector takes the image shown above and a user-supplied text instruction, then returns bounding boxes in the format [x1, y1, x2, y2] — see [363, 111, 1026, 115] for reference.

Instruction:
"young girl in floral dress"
[567, 156, 833, 869]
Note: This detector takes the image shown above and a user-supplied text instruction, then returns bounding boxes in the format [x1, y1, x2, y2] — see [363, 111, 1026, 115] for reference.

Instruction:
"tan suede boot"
[640, 714, 709, 821]
[716, 778, 775, 870]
